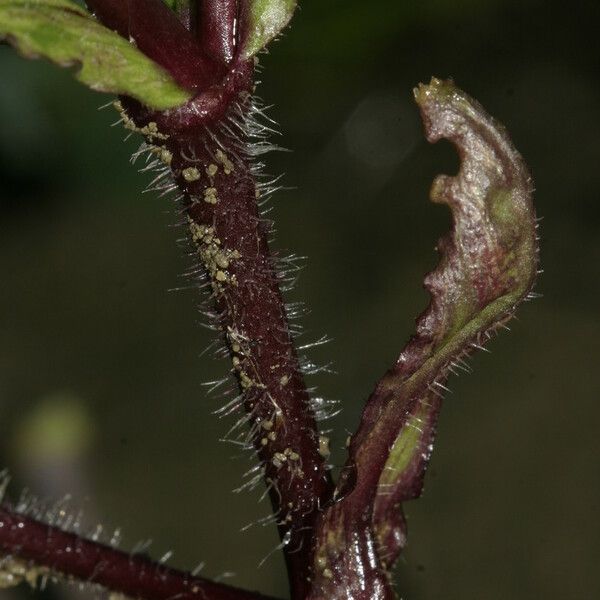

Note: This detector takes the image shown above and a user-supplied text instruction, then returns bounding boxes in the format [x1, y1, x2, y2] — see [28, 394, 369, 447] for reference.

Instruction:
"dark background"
[1, 0, 599, 598]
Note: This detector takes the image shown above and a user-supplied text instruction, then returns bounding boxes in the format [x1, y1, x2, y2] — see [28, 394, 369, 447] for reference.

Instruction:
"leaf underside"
[367, 78, 538, 565]
[0, 0, 192, 110]
[313, 78, 538, 592]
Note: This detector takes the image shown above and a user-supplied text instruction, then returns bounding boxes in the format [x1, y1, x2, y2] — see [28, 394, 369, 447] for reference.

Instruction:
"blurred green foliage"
[0, 0, 599, 599]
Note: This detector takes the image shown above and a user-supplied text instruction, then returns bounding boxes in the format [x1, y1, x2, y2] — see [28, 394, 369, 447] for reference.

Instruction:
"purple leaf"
[309, 78, 538, 598]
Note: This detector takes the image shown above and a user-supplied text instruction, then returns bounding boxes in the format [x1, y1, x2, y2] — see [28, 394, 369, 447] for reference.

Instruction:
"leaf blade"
[0, 0, 193, 110]
[238, 0, 297, 59]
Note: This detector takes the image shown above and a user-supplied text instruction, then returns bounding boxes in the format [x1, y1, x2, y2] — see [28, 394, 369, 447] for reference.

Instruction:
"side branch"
[0, 504, 277, 600]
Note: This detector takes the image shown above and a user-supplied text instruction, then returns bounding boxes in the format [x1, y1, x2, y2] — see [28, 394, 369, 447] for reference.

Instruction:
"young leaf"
[238, 0, 297, 59]
[310, 78, 538, 597]
[0, 0, 192, 110]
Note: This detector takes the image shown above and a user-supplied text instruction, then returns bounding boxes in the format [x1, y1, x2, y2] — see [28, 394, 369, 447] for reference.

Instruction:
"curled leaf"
[369, 77, 538, 565]
[310, 78, 538, 595]
[238, 0, 297, 59]
[0, 0, 192, 110]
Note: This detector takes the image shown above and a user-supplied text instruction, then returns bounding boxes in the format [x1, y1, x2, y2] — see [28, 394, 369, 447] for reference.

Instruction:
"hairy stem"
[119, 64, 332, 597]
[80, 2, 330, 595]
[172, 117, 331, 599]
[0, 505, 276, 600]
[87, 0, 332, 591]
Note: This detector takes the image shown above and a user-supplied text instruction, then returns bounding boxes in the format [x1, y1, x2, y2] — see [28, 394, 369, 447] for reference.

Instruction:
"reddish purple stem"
[198, 0, 238, 64]
[162, 124, 332, 599]
[4, 1, 335, 597]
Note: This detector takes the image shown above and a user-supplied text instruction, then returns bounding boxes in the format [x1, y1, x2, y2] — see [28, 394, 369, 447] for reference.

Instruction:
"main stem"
[89, 0, 334, 594]
[121, 69, 333, 594]
[171, 116, 331, 598]
[0, 87, 332, 600]
[2, 2, 333, 596]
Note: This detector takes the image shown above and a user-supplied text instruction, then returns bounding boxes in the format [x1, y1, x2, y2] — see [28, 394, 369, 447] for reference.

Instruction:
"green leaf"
[0, 0, 192, 110]
[239, 0, 297, 59]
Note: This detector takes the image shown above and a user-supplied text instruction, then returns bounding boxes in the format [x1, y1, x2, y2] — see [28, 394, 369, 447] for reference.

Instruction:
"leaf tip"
[239, 0, 298, 60]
